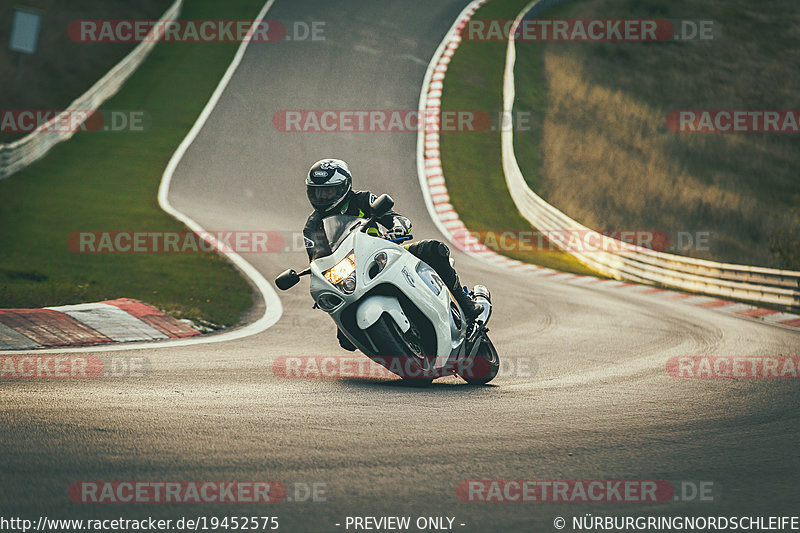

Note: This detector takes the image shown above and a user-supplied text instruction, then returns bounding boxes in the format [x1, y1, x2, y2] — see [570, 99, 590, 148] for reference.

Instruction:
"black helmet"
[306, 158, 352, 212]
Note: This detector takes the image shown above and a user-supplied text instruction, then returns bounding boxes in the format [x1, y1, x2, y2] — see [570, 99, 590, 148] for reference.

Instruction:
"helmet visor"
[307, 182, 348, 210]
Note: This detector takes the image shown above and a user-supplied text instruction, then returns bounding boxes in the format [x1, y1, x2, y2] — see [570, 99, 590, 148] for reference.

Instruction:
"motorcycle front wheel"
[365, 315, 435, 384]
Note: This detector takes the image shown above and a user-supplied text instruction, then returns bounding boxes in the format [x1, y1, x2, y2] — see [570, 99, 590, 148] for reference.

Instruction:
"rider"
[302, 158, 483, 351]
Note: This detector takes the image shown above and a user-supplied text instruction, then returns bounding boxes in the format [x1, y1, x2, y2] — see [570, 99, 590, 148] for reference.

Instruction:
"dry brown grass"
[515, 0, 800, 268]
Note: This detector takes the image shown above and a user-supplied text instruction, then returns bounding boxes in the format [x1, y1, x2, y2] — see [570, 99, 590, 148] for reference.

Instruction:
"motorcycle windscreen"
[322, 215, 362, 253]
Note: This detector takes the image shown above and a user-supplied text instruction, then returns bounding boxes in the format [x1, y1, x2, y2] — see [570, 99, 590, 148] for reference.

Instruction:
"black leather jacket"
[303, 190, 411, 260]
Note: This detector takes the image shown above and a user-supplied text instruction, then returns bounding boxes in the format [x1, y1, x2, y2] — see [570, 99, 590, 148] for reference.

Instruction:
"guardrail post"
[0, 145, 8, 179]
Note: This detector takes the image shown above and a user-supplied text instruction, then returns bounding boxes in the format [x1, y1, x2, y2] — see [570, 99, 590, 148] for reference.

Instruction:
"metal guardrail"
[0, 0, 183, 180]
[502, 0, 800, 310]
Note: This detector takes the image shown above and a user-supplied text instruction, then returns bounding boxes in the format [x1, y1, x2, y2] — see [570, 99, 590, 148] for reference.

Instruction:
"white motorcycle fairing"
[309, 227, 469, 371]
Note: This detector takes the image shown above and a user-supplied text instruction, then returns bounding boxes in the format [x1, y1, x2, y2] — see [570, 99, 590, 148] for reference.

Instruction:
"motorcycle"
[275, 194, 499, 385]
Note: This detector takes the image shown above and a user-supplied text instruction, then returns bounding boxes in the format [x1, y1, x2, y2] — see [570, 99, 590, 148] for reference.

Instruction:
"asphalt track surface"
[2, 1, 799, 531]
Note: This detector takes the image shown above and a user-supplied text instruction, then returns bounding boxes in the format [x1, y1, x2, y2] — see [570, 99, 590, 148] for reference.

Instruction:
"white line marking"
[711, 303, 754, 314]
[763, 312, 800, 324]
[682, 295, 724, 306]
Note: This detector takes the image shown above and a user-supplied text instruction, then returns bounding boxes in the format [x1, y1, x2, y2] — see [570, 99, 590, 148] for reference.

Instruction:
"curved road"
[2, 1, 799, 531]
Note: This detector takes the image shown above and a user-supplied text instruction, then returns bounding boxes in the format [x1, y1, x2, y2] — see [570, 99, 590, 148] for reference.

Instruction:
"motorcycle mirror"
[370, 194, 394, 217]
[275, 268, 301, 290]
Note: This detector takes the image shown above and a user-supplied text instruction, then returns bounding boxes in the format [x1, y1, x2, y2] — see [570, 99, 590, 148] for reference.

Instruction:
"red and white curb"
[0, 298, 199, 350]
[415, 0, 800, 333]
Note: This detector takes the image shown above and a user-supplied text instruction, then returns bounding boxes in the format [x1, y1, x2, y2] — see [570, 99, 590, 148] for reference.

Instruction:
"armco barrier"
[500, 0, 800, 310]
[0, 0, 183, 180]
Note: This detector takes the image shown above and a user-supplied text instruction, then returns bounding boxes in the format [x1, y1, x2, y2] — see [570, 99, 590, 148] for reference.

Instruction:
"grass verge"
[0, 0, 266, 326]
[439, 0, 600, 276]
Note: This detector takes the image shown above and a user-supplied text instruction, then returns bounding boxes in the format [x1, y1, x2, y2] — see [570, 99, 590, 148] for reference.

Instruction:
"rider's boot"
[448, 274, 483, 322]
[437, 267, 482, 322]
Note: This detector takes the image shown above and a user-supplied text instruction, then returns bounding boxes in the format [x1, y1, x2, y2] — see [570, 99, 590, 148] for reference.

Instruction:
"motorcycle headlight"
[323, 251, 356, 294]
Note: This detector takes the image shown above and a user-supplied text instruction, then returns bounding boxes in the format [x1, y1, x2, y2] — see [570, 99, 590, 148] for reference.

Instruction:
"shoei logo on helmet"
[312, 170, 328, 177]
